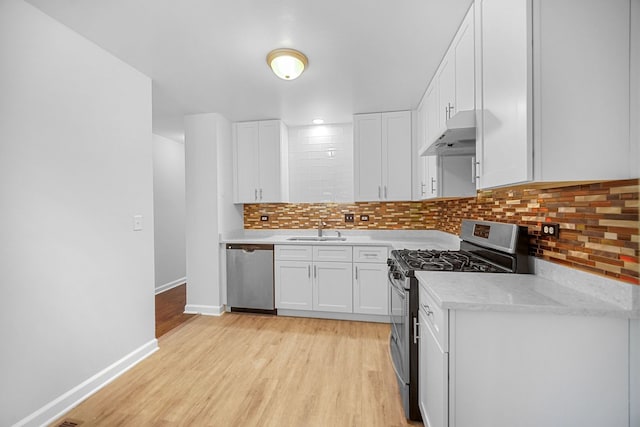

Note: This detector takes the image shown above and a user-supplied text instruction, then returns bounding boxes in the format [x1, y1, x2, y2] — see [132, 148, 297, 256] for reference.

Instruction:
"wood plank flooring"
[52, 313, 421, 427]
[155, 284, 195, 338]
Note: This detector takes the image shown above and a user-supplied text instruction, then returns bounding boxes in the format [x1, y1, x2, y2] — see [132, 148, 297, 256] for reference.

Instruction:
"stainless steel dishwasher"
[226, 244, 275, 314]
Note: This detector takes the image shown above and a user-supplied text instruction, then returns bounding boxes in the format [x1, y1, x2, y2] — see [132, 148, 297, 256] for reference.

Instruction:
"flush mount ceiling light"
[266, 48, 308, 80]
[312, 118, 324, 125]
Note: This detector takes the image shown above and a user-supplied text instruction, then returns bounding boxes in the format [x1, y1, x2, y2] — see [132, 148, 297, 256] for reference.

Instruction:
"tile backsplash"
[244, 179, 640, 285]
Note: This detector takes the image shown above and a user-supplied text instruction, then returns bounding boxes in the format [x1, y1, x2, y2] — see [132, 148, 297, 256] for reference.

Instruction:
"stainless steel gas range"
[388, 219, 530, 421]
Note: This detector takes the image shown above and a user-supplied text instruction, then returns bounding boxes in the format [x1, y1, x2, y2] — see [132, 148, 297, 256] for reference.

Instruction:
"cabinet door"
[353, 263, 388, 315]
[437, 57, 455, 132]
[454, 6, 475, 113]
[422, 155, 438, 199]
[233, 122, 259, 203]
[313, 262, 353, 313]
[425, 84, 439, 147]
[477, 0, 532, 188]
[258, 120, 282, 202]
[419, 310, 449, 427]
[275, 260, 313, 310]
[354, 113, 382, 201]
[381, 111, 412, 201]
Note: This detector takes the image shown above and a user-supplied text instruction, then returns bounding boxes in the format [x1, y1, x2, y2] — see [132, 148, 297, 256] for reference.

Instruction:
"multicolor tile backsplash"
[244, 179, 640, 284]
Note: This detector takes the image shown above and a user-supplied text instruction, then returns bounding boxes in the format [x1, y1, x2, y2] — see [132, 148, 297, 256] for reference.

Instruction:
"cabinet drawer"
[419, 279, 448, 351]
[312, 245, 353, 262]
[353, 246, 388, 263]
[275, 245, 313, 261]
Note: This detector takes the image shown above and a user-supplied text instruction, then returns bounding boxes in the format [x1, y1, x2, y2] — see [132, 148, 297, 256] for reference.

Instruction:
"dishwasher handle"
[226, 244, 274, 251]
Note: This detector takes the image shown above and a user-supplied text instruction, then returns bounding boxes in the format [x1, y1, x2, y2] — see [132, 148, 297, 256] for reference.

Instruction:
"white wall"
[153, 134, 186, 292]
[0, 1, 156, 425]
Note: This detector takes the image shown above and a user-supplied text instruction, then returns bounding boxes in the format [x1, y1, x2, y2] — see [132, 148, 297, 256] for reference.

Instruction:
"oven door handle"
[389, 276, 405, 297]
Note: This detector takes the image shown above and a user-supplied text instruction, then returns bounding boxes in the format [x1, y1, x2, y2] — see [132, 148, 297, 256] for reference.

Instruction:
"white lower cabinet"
[274, 260, 313, 310]
[313, 262, 352, 313]
[275, 244, 389, 319]
[419, 309, 448, 427]
[418, 281, 630, 427]
[353, 263, 388, 315]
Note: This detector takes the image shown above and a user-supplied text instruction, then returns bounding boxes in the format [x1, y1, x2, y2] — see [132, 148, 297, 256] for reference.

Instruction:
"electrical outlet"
[541, 223, 559, 237]
[260, 215, 269, 221]
[345, 213, 355, 222]
[360, 215, 369, 221]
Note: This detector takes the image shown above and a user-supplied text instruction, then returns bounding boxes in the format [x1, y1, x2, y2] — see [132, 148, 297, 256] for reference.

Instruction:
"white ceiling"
[25, 0, 473, 142]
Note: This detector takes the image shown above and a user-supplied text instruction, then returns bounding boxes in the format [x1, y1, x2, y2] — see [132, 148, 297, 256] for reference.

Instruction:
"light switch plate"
[133, 215, 143, 231]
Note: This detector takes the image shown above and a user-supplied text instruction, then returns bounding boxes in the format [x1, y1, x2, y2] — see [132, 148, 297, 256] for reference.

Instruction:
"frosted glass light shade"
[267, 48, 308, 80]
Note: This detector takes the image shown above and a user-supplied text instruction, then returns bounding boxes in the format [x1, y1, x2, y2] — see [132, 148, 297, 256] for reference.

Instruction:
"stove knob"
[387, 258, 394, 266]
[392, 271, 402, 280]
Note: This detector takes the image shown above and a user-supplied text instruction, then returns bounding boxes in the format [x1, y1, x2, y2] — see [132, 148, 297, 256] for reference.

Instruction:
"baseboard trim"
[184, 304, 224, 316]
[14, 339, 158, 427]
[155, 277, 186, 295]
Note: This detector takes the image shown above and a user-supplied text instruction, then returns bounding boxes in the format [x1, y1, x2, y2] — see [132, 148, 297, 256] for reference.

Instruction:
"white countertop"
[221, 229, 461, 251]
[416, 269, 638, 318]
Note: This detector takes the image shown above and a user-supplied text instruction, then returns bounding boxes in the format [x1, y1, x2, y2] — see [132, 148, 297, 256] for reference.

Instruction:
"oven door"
[389, 271, 410, 385]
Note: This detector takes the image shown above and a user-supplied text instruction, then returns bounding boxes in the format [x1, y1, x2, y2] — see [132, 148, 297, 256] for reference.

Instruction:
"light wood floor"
[52, 313, 421, 427]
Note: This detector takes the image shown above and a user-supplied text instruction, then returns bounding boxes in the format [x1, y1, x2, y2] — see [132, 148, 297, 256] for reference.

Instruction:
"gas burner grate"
[396, 249, 507, 273]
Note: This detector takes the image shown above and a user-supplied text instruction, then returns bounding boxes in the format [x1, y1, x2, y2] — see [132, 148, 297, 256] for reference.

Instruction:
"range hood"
[420, 110, 476, 156]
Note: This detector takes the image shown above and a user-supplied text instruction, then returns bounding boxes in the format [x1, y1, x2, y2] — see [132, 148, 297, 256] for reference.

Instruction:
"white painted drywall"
[152, 134, 186, 292]
[184, 114, 226, 314]
[0, 1, 155, 425]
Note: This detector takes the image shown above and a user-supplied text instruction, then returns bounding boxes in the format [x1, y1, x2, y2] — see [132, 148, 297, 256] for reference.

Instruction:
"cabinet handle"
[422, 304, 433, 316]
[421, 182, 426, 196]
[384, 185, 388, 198]
[259, 188, 263, 200]
[413, 316, 420, 344]
[471, 156, 476, 184]
[448, 103, 454, 119]
[314, 265, 317, 278]
[355, 266, 358, 280]
[308, 264, 311, 278]
[254, 188, 258, 201]
[431, 177, 436, 194]
[378, 186, 381, 199]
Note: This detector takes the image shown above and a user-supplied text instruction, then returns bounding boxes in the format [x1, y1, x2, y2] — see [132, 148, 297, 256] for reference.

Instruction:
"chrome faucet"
[317, 219, 327, 237]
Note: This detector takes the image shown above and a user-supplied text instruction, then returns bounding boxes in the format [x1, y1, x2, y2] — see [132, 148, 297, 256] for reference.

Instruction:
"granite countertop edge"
[416, 271, 638, 319]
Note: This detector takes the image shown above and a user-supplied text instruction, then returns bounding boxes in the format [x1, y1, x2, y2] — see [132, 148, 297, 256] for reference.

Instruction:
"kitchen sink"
[286, 236, 347, 242]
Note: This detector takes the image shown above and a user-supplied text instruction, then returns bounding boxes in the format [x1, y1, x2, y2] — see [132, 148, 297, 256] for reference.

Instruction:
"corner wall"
[185, 113, 242, 315]
[0, 1, 156, 425]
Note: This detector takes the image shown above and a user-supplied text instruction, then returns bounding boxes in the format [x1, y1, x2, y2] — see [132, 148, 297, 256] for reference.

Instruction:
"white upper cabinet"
[454, 10, 475, 114]
[476, 0, 636, 189]
[425, 5, 476, 149]
[232, 120, 289, 203]
[414, 5, 476, 200]
[436, 57, 456, 133]
[354, 111, 412, 202]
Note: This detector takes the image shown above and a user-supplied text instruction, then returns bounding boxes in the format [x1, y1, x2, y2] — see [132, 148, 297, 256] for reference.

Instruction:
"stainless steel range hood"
[420, 110, 476, 156]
